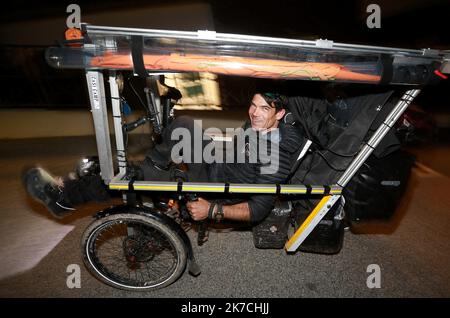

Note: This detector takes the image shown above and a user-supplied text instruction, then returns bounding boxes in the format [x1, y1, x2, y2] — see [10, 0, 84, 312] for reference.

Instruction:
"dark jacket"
[215, 120, 304, 222]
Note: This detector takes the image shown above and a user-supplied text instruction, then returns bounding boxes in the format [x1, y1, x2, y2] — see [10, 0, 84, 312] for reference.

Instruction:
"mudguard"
[93, 204, 201, 276]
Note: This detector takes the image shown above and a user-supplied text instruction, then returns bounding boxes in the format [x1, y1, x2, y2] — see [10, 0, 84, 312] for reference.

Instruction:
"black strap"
[177, 181, 183, 193]
[80, 24, 91, 43]
[128, 179, 135, 191]
[305, 184, 312, 195]
[379, 54, 394, 85]
[276, 184, 281, 195]
[208, 202, 216, 220]
[125, 179, 137, 205]
[215, 203, 224, 222]
[224, 183, 230, 194]
[131, 36, 147, 78]
[323, 185, 331, 195]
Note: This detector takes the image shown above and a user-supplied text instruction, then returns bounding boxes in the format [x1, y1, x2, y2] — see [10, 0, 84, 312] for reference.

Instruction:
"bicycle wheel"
[81, 211, 187, 291]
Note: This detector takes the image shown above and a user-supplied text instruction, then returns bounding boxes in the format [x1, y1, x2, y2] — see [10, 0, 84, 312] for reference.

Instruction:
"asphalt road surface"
[0, 137, 449, 297]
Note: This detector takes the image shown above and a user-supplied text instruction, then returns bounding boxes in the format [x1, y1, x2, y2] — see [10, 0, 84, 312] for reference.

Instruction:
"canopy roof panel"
[46, 23, 450, 85]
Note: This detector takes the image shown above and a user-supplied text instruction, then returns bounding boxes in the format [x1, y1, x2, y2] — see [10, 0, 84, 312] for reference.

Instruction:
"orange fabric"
[90, 52, 381, 82]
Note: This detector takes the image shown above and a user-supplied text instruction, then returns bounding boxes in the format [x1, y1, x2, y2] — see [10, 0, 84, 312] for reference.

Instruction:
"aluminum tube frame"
[83, 24, 444, 59]
[109, 71, 127, 176]
[86, 70, 114, 183]
[337, 89, 421, 187]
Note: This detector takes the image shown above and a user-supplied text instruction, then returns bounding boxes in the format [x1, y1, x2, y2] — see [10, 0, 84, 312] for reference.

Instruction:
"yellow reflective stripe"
[229, 187, 276, 193]
[311, 189, 325, 194]
[330, 189, 342, 194]
[109, 184, 128, 190]
[279, 188, 307, 194]
[133, 185, 178, 191]
[182, 186, 225, 192]
[285, 195, 330, 251]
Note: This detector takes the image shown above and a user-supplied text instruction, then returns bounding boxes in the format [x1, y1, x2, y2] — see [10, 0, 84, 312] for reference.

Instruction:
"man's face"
[248, 94, 285, 131]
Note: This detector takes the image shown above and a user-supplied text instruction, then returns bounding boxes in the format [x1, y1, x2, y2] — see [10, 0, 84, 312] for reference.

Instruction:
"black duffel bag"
[343, 150, 415, 223]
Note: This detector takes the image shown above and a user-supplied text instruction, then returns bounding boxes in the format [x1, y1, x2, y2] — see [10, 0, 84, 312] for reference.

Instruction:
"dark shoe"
[22, 167, 76, 218]
[144, 156, 170, 171]
[126, 162, 144, 180]
[140, 157, 173, 181]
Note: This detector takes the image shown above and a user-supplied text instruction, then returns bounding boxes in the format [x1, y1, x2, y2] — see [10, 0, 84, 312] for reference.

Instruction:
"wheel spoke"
[85, 216, 184, 289]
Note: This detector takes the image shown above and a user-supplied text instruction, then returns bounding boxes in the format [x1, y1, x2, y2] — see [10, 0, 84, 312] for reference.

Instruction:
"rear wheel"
[81, 211, 187, 291]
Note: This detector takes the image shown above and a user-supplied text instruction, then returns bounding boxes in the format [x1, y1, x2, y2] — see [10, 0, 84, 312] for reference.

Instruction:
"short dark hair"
[259, 92, 285, 111]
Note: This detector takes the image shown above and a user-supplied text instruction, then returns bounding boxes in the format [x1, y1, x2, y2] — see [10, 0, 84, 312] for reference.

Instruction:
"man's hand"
[186, 197, 210, 221]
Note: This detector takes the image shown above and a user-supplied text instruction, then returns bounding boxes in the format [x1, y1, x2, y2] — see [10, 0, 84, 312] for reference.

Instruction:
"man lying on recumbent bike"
[22, 93, 304, 224]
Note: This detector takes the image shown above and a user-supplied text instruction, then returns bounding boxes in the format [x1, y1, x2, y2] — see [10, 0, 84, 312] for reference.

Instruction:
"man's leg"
[23, 116, 212, 217]
[139, 157, 178, 181]
[22, 167, 110, 218]
[148, 116, 211, 167]
[143, 115, 212, 182]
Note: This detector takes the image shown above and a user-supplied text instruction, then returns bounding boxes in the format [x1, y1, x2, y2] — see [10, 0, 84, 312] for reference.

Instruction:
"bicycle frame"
[49, 23, 449, 252]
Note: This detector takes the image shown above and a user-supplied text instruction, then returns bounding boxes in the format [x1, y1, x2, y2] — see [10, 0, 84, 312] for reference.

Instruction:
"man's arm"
[186, 198, 251, 221]
[222, 202, 251, 221]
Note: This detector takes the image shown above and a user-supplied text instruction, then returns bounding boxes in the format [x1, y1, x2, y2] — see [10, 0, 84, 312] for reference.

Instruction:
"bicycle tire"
[81, 211, 187, 291]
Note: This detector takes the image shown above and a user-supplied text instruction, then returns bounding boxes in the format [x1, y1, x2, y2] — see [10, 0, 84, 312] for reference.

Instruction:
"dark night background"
[2, 0, 448, 46]
[0, 0, 449, 111]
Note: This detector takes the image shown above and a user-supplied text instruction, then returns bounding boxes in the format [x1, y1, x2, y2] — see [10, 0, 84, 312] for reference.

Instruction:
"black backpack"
[286, 88, 396, 186]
